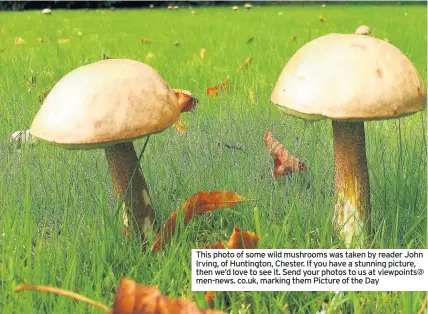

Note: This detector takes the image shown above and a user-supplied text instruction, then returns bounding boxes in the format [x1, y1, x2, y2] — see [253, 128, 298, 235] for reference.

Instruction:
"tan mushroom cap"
[271, 33, 426, 121]
[30, 59, 180, 149]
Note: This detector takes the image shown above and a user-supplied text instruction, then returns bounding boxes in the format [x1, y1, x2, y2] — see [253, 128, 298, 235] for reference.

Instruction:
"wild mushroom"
[244, 3, 253, 10]
[232, 6, 239, 10]
[30, 59, 180, 241]
[355, 25, 371, 35]
[271, 33, 426, 246]
[41, 8, 51, 15]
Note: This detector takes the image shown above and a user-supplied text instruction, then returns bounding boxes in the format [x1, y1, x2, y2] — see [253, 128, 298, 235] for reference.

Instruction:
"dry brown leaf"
[205, 227, 259, 307]
[15, 278, 225, 314]
[237, 57, 253, 72]
[25, 75, 36, 92]
[141, 38, 152, 44]
[15, 37, 25, 44]
[264, 129, 307, 177]
[206, 76, 231, 98]
[151, 191, 245, 252]
[57, 38, 71, 44]
[173, 89, 198, 112]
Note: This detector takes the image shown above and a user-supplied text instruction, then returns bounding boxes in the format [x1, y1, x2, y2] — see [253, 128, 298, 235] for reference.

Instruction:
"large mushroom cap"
[30, 59, 180, 149]
[271, 33, 426, 121]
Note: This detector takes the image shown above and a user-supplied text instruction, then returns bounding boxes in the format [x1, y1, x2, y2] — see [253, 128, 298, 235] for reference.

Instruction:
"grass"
[0, 3, 427, 313]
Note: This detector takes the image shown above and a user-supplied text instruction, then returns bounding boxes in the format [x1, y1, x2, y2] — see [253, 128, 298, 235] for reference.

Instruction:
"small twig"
[15, 284, 112, 314]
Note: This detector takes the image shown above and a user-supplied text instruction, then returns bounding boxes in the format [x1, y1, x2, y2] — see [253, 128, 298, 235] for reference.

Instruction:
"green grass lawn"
[0, 3, 427, 313]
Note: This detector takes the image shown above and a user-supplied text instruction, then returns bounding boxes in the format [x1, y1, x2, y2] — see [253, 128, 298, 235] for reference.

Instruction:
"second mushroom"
[271, 33, 426, 247]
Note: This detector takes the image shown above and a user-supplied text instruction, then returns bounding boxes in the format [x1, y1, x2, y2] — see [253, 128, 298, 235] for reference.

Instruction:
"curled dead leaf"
[264, 129, 307, 177]
[205, 227, 259, 307]
[152, 191, 245, 251]
[37, 37, 46, 43]
[206, 76, 231, 98]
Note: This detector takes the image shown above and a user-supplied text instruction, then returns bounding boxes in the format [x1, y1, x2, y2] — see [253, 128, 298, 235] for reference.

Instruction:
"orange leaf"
[113, 278, 225, 314]
[174, 120, 186, 134]
[204, 227, 259, 308]
[173, 89, 198, 113]
[264, 129, 307, 177]
[152, 191, 245, 252]
[206, 76, 231, 98]
[206, 85, 219, 98]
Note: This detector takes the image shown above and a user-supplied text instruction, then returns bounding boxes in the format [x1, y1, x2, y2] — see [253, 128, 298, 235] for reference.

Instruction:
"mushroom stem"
[105, 142, 155, 240]
[332, 121, 371, 247]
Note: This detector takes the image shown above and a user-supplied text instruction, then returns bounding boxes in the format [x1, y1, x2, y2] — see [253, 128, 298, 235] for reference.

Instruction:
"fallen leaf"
[152, 191, 245, 251]
[173, 89, 198, 112]
[246, 37, 254, 44]
[57, 38, 71, 44]
[15, 37, 25, 44]
[173, 41, 180, 47]
[206, 227, 259, 249]
[38, 88, 51, 103]
[237, 57, 253, 72]
[249, 89, 255, 104]
[141, 38, 152, 44]
[14, 278, 225, 314]
[319, 15, 326, 22]
[200, 48, 206, 59]
[205, 227, 259, 307]
[174, 120, 186, 134]
[145, 52, 155, 62]
[291, 35, 297, 41]
[25, 75, 36, 92]
[264, 129, 307, 177]
[37, 37, 46, 43]
[206, 76, 231, 98]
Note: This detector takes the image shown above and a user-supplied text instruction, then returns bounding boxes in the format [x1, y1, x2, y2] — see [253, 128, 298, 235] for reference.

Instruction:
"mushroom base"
[332, 121, 371, 247]
[105, 142, 155, 240]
